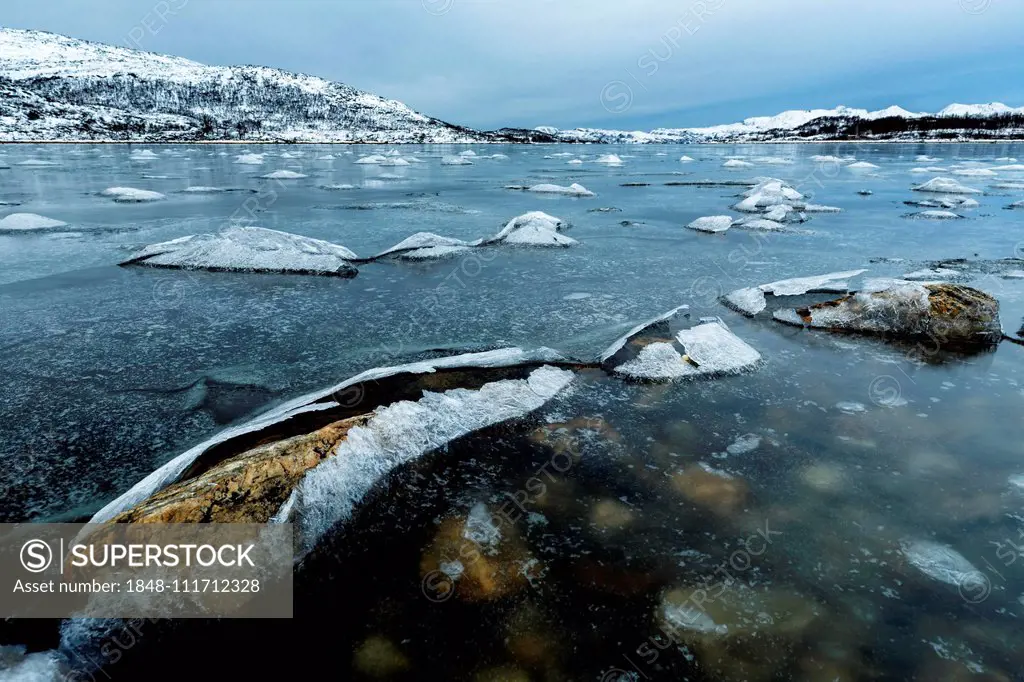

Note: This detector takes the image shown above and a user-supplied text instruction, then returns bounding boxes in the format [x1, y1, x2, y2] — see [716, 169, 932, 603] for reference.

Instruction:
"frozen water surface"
[3, 143, 1024, 680]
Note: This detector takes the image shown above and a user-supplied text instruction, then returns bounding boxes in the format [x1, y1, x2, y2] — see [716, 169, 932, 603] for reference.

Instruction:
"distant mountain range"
[1, 27, 1022, 144]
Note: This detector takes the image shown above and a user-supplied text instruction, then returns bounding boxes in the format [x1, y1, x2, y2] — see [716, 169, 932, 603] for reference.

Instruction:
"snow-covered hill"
[2, 27, 1022, 144]
[538, 103, 1024, 143]
[0, 27, 496, 142]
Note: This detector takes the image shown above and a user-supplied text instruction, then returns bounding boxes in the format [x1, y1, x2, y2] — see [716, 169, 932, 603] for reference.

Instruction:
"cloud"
[3, 0, 1022, 129]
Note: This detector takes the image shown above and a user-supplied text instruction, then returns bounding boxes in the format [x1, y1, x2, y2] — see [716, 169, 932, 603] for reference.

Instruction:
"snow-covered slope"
[538, 103, 1024, 143]
[663, 103, 1024, 141]
[0, 27, 496, 142]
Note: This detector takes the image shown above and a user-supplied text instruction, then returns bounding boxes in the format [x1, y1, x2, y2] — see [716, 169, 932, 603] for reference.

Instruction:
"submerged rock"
[773, 282, 1002, 349]
[657, 585, 822, 680]
[353, 636, 410, 677]
[122, 226, 359, 277]
[419, 507, 540, 602]
[670, 463, 749, 515]
[109, 416, 368, 524]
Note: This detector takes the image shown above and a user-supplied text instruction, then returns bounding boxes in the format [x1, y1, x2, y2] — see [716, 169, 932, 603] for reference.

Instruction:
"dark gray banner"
[1, 524, 292, 618]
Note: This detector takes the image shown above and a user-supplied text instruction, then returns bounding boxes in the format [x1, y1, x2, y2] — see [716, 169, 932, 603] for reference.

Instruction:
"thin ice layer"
[598, 304, 689, 361]
[289, 366, 575, 556]
[90, 348, 568, 524]
[124, 226, 359, 275]
[614, 343, 693, 379]
[723, 270, 867, 316]
[675, 320, 762, 375]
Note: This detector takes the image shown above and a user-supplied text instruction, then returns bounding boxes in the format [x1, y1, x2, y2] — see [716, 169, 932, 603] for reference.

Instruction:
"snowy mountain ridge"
[539, 102, 1024, 143]
[1, 27, 1022, 144]
[0, 27, 496, 143]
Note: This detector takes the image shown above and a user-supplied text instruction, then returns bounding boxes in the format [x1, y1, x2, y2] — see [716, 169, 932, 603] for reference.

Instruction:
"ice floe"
[0, 212, 68, 231]
[599, 304, 690, 362]
[723, 269, 867, 316]
[320, 183, 357, 191]
[595, 154, 624, 165]
[723, 159, 754, 168]
[379, 158, 410, 167]
[16, 159, 58, 166]
[847, 161, 880, 170]
[89, 348, 570, 525]
[441, 155, 474, 166]
[100, 187, 166, 202]
[900, 539, 980, 587]
[129, 149, 159, 160]
[913, 177, 982, 194]
[687, 216, 733, 233]
[122, 226, 359, 276]
[614, 319, 762, 380]
[287, 365, 575, 556]
[355, 154, 387, 165]
[679, 155, 695, 162]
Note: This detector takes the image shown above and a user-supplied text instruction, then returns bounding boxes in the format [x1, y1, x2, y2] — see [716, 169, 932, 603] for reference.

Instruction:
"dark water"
[2, 143, 1024, 680]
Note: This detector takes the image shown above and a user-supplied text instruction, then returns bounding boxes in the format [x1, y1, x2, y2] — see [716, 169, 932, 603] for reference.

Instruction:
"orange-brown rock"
[111, 415, 368, 524]
[670, 464, 749, 516]
[419, 512, 541, 602]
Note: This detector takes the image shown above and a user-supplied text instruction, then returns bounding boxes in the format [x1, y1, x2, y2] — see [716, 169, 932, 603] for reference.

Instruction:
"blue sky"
[4, 0, 1023, 130]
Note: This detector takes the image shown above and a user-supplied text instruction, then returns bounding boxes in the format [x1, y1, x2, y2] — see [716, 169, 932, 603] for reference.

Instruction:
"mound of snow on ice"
[124, 226, 359, 276]
[488, 211, 576, 247]
[101, 186, 166, 202]
[525, 183, 595, 197]
[373, 232, 480, 261]
[913, 177, 982, 194]
[0, 212, 68, 231]
[687, 216, 733, 233]
[261, 170, 307, 179]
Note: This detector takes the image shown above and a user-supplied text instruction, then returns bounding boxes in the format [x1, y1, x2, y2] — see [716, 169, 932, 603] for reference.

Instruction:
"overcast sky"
[4, 0, 1023, 130]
